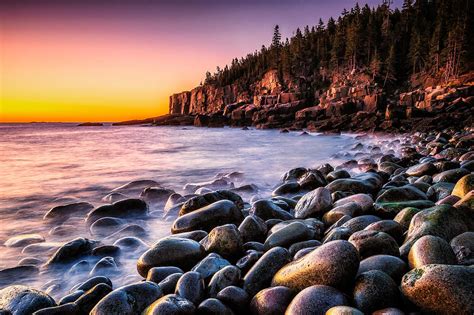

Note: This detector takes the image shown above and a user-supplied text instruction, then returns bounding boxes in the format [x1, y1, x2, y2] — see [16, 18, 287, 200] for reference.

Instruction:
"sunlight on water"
[0, 123, 398, 298]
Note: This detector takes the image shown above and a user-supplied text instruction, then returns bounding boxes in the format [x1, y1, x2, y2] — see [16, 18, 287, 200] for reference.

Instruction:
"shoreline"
[0, 128, 472, 314]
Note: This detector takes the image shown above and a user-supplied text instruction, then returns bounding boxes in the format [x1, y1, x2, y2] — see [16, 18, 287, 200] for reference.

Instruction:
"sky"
[0, 0, 402, 122]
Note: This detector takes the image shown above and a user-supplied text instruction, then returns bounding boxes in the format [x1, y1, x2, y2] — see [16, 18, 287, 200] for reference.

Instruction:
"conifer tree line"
[203, 0, 473, 94]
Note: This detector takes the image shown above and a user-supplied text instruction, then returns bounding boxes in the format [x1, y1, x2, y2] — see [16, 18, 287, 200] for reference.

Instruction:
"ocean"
[0, 123, 393, 297]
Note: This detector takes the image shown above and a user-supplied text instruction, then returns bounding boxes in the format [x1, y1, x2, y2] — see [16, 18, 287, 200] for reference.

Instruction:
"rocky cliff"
[163, 69, 474, 132]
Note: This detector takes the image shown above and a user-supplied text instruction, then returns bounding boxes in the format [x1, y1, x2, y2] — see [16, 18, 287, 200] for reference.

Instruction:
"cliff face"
[166, 69, 474, 132]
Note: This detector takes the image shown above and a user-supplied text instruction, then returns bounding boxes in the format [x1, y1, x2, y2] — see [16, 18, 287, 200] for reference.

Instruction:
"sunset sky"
[1, 0, 401, 123]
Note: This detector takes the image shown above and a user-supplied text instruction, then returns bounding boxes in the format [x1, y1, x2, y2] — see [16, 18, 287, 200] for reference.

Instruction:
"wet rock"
[353, 270, 399, 313]
[0, 266, 39, 286]
[85, 199, 148, 226]
[158, 273, 183, 295]
[74, 283, 113, 314]
[454, 190, 474, 209]
[68, 260, 90, 276]
[89, 217, 124, 236]
[43, 202, 94, 222]
[272, 240, 359, 291]
[163, 193, 187, 217]
[172, 200, 244, 233]
[405, 162, 437, 177]
[325, 306, 364, 315]
[294, 187, 332, 219]
[4, 234, 44, 248]
[48, 224, 76, 237]
[393, 207, 421, 230]
[183, 178, 234, 194]
[364, 220, 404, 244]
[104, 224, 148, 241]
[17, 257, 42, 266]
[91, 245, 121, 258]
[341, 215, 381, 234]
[73, 276, 113, 292]
[90, 281, 162, 315]
[427, 182, 454, 200]
[140, 187, 174, 205]
[322, 203, 361, 227]
[326, 170, 350, 182]
[200, 224, 243, 259]
[272, 182, 300, 196]
[191, 253, 231, 282]
[236, 250, 261, 273]
[197, 298, 234, 315]
[102, 192, 128, 204]
[146, 266, 184, 283]
[180, 190, 244, 216]
[175, 271, 205, 305]
[281, 167, 308, 182]
[298, 170, 327, 190]
[349, 230, 399, 259]
[0, 285, 56, 315]
[249, 286, 293, 315]
[263, 221, 312, 250]
[142, 294, 195, 315]
[216, 286, 249, 313]
[208, 266, 241, 298]
[249, 199, 293, 221]
[376, 186, 427, 203]
[432, 168, 470, 183]
[288, 240, 321, 256]
[400, 204, 473, 258]
[408, 235, 456, 268]
[238, 215, 267, 243]
[401, 264, 474, 314]
[326, 173, 383, 194]
[89, 257, 118, 277]
[358, 255, 407, 282]
[45, 238, 98, 266]
[322, 227, 352, 243]
[59, 291, 84, 305]
[333, 194, 374, 213]
[286, 285, 349, 315]
[137, 237, 205, 277]
[450, 231, 474, 265]
[452, 174, 474, 198]
[243, 247, 291, 297]
[113, 236, 148, 252]
[374, 200, 435, 219]
[111, 180, 160, 195]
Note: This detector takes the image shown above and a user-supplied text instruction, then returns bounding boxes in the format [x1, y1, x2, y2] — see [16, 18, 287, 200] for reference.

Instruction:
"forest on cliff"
[203, 0, 473, 95]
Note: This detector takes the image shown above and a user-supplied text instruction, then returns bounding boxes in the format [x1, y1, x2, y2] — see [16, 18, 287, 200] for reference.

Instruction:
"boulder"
[207, 265, 241, 298]
[238, 215, 267, 243]
[452, 174, 474, 198]
[85, 199, 148, 226]
[294, 187, 332, 219]
[43, 202, 94, 222]
[349, 230, 399, 259]
[353, 270, 400, 313]
[263, 221, 313, 250]
[45, 238, 98, 266]
[401, 264, 474, 314]
[191, 253, 231, 282]
[174, 271, 205, 305]
[271, 240, 359, 291]
[249, 199, 293, 221]
[146, 266, 184, 284]
[200, 224, 243, 259]
[358, 255, 407, 282]
[286, 285, 349, 315]
[450, 231, 474, 265]
[243, 247, 291, 297]
[408, 235, 457, 268]
[137, 237, 205, 277]
[172, 200, 244, 233]
[142, 294, 195, 315]
[249, 286, 294, 315]
[90, 282, 162, 315]
[0, 285, 55, 315]
[399, 204, 473, 258]
[179, 190, 244, 216]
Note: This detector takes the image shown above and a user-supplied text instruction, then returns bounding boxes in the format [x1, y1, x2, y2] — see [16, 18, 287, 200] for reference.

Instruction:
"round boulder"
[286, 285, 349, 315]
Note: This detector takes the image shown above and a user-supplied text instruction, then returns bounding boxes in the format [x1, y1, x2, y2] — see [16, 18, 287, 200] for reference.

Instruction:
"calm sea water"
[0, 123, 394, 297]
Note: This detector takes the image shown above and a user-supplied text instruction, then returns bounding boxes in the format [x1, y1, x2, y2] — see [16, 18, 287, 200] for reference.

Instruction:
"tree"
[272, 25, 282, 48]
